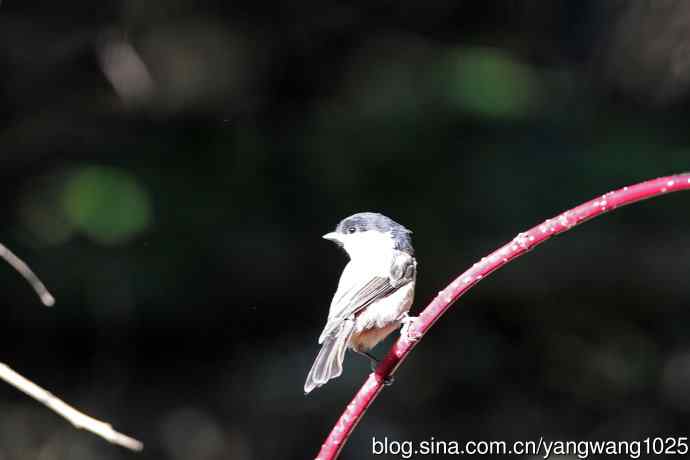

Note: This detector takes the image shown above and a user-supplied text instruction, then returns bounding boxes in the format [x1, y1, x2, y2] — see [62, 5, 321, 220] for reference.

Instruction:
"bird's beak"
[322, 232, 341, 242]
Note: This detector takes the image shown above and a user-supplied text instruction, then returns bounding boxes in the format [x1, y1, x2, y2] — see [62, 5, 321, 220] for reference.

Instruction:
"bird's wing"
[318, 251, 416, 344]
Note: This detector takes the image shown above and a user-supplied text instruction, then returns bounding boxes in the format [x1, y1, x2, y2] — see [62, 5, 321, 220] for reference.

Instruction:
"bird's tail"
[304, 320, 355, 394]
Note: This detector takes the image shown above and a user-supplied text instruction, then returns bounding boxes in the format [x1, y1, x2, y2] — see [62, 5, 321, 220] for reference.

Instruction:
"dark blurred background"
[1, 1, 690, 459]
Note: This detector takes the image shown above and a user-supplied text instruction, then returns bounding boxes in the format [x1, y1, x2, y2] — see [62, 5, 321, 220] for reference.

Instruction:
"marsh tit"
[304, 212, 417, 394]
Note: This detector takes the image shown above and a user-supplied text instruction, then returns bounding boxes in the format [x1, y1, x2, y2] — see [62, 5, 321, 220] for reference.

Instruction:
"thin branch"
[316, 173, 690, 460]
[0, 242, 143, 450]
[0, 362, 143, 451]
[0, 243, 54, 306]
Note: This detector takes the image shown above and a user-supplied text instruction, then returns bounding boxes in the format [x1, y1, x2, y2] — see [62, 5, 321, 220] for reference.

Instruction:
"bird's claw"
[400, 315, 421, 342]
[382, 374, 395, 386]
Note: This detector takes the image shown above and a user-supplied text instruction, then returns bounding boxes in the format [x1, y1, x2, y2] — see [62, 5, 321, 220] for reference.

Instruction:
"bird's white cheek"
[342, 231, 395, 259]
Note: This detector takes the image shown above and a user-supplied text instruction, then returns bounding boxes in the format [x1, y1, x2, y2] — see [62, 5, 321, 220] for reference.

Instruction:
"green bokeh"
[445, 47, 542, 118]
[61, 166, 152, 245]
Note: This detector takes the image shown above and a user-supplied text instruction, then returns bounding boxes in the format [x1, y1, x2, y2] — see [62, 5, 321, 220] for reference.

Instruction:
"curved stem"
[316, 173, 690, 460]
[0, 243, 54, 306]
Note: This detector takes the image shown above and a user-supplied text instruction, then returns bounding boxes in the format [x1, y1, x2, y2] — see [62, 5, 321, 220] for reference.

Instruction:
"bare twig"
[316, 173, 690, 459]
[0, 363, 143, 451]
[0, 242, 54, 306]
[0, 242, 143, 450]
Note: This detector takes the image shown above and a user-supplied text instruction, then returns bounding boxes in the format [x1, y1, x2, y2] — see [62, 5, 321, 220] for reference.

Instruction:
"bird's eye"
[347, 227, 356, 234]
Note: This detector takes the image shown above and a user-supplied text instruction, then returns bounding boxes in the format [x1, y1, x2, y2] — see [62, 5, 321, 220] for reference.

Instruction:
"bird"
[304, 212, 417, 394]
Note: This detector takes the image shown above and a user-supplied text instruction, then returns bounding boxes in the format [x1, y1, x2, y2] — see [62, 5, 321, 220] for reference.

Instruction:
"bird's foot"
[355, 350, 394, 386]
[400, 314, 421, 342]
[355, 350, 380, 372]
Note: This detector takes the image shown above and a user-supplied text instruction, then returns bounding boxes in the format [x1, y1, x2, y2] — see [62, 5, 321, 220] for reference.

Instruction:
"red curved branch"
[316, 173, 690, 460]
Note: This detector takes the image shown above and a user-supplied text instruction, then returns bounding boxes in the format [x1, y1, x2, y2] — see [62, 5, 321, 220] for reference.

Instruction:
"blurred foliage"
[62, 166, 152, 245]
[0, 1, 690, 459]
[443, 47, 542, 118]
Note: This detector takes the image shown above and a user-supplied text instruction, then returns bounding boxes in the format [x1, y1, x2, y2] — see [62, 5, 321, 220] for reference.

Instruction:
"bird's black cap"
[332, 212, 414, 255]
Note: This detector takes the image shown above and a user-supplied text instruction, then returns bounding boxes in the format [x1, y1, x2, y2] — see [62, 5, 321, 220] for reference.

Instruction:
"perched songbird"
[304, 212, 417, 394]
